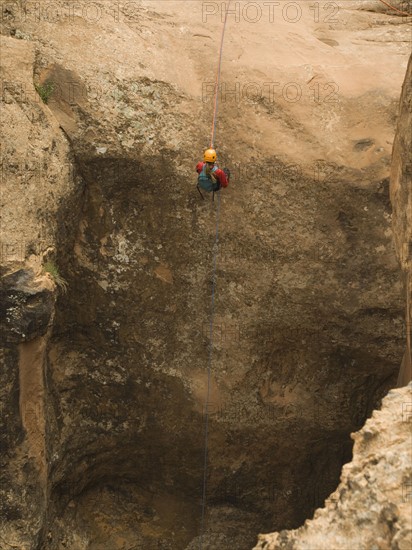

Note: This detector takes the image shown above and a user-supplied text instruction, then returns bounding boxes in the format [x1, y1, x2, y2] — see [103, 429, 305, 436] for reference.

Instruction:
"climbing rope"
[199, 191, 221, 549]
[376, 0, 411, 16]
[199, 2, 232, 548]
[209, 0, 232, 149]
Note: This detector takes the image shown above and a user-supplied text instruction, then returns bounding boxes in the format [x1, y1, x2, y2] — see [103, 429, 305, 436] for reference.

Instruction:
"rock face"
[0, 269, 55, 343]
[357, 0, 411, 15]
[253, 383, 412, 550]
[0, 2, 411, 549]
[0, 33, 78, 549]
[253, 31, 412, 550]
[390, 54, 412, 386]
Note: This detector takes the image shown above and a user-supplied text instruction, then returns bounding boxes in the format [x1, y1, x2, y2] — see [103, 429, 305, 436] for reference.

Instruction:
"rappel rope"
[377, 0, 411, 16]
[199, 2, 232, 548]
[209, 0, 232, 149]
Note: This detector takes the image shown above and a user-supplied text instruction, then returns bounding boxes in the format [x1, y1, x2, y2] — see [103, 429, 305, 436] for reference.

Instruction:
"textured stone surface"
[0, 35, 77, 262]
[253, 383, 412, 550]
[0, 269, 55, 343]
[390, 54, 412, 386]
[0, 33, 77, 550]
[0, 2, 411, 549]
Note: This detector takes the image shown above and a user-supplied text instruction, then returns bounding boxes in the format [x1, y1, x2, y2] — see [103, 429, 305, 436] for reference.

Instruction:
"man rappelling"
[196, 148, 230, 199]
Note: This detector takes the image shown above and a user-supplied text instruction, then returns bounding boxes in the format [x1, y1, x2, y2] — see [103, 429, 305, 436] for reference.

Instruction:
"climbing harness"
[199, 165, 220, 196]
[197, 178, 220, 202]
[199, 2, 232, 548]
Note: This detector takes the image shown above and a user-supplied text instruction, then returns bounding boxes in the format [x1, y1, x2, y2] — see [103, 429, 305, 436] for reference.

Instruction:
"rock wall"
[390, 54, 412, 386]
[253, 382, 412, 549]
[253, 48, 412, 550]
[0, 2, 411, 549]
[357, 0, 411, 15]
[0, 34, 79, 548]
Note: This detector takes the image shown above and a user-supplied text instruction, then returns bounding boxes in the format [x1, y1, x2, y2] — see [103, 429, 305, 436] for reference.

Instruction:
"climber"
[196, 148, 230, 199]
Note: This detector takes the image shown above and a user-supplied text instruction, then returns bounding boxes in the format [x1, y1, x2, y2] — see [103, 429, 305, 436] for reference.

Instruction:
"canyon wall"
[0, 2, 410, 549]
[391, 54, 412, 387]
[253, 382, 412, 549]
[253, 39, 412, 550]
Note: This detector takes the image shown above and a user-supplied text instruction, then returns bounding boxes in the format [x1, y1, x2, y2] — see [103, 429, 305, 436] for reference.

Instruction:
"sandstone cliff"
[254, 20, 412, 550]
[253, 382, 412, 549]
[0, 1, 411, 549]
[390, 54, 412, 387]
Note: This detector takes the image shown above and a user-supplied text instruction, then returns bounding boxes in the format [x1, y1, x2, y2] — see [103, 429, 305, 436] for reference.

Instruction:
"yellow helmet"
[204, 148, 217, 163]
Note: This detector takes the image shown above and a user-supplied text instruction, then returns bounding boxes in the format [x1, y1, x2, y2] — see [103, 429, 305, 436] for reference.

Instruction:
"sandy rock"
[0, 268, 55, 343]
[0, 2, 411, 549]
[253, 383, 412, 549]
[390, 55, 412, 386]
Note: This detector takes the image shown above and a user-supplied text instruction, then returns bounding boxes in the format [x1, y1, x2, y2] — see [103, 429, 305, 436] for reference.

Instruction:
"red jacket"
[196, 162, 229, 188]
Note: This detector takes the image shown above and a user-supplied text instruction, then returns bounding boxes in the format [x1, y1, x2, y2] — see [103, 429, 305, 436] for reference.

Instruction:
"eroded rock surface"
[253, 383, 412, 550]
[390, 54, 412, 386]
[0, 1, 411, 549]
[253, 35, 412, 550]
